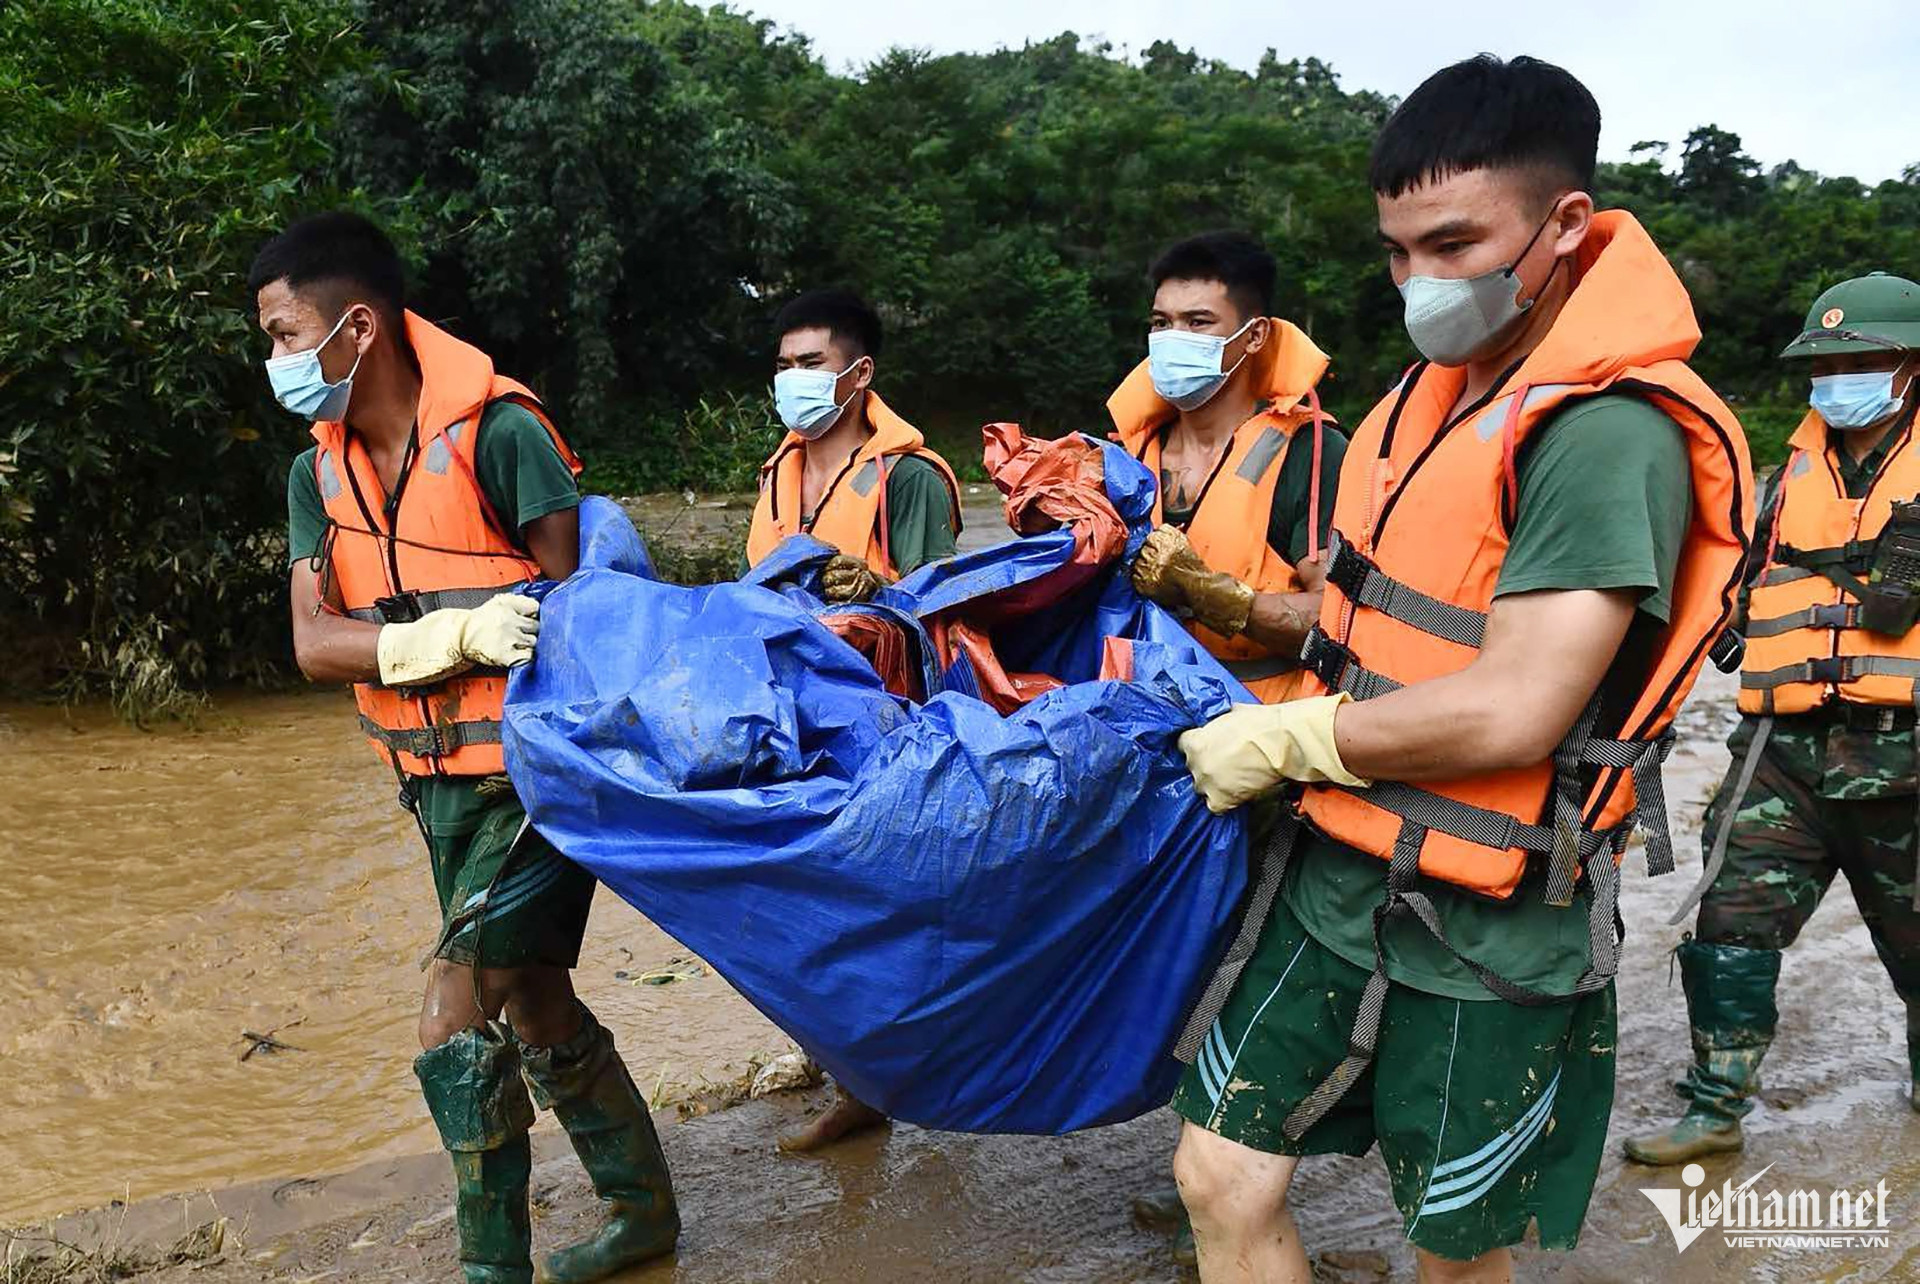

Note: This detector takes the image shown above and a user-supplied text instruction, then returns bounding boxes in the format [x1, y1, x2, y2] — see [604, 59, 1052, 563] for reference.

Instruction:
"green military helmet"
[1781, 271, 1920, 359]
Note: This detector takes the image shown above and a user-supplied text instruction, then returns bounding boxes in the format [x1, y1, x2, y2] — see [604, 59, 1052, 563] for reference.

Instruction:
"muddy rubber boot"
[1905, 998, 1920, 1113]
[517, 1004, 679, 1284]
[1129, 1185, 1187, 1230]
[1623, 940, 1779, 1166]
[416, 1026, 537, 1284]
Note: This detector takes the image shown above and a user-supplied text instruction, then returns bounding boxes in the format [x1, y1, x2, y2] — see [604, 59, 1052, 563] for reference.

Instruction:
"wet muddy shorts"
[1170, 894, 1616, 1262]
[411, 774, 596, 970]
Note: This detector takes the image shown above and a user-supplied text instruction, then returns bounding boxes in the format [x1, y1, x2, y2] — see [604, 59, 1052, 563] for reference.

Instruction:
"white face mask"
[773, 361, 861, 439]
[1396, 205, 1560, 367]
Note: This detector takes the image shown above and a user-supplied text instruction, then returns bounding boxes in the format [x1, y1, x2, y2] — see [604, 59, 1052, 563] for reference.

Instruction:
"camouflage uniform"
[1626, 394, 1920, 1164]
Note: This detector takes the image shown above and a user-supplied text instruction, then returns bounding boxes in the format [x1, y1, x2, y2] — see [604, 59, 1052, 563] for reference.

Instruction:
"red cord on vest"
[1500, 385, 1528, 522]
[1306, 386, 1327, 563]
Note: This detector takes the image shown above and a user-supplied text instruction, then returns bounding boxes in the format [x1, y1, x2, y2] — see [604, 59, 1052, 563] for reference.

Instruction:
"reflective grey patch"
[1234, 428, 1287, 483]
[318, 451, 343, 500]
[1789, 453, 1813, 479]
[1475, 395, 1517, 442]
[448, 420, 464, 444]
[849, 459, 881, 497]
[424, 435, 452, 475]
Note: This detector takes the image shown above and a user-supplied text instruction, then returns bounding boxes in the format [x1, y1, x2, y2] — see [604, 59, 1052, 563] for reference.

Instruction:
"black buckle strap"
[1777, 540, 1875, 574]
[359, 714, 504, 759]
[1300, 627, 1355, 690]
[1300, 627, 1401, 700]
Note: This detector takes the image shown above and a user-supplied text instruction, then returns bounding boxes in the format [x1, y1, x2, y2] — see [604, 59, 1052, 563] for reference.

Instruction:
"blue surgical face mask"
[1148, 317, 1259, 411]
[1810, 369, 1909, 431]
[773, 361, 861, 439]
[265, 310, 362, 421]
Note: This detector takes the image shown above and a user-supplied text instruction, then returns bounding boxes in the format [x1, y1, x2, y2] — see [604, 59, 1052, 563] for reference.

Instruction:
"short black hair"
[1368, 55, 1599, 201]
[1149, 231, 1276, 321]
[247, 211, 406, 318]
[774, 288, 883, 359]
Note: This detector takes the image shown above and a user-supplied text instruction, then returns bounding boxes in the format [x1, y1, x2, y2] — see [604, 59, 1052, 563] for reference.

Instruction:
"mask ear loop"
[1217, 315, 1262, 382]
[1504, 199, 1569, 311]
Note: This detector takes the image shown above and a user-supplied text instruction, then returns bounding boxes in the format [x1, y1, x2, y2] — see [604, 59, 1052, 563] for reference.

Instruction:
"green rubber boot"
[1623, 940, 1779, 1166]
[416, 1026, 537, 1284]
[1129, 1186, 1195, 1265]
[517, 1005, 679, 1284]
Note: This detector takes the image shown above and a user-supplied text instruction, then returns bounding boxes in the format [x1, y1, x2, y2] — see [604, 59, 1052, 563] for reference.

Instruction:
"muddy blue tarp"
[504, 442, 1249, 1134]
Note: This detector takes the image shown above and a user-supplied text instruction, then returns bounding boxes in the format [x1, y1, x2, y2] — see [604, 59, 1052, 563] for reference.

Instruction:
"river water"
[0, 691, 793, 1227]
[8, 610, 1920, 1279]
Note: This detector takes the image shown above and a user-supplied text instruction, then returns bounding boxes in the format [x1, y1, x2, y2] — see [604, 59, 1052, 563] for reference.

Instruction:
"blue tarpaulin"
[504, 437, 1250, 1133]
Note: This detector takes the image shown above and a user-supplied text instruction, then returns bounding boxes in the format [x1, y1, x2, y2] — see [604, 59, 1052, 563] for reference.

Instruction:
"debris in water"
[750, 1052, 821, 1099]
[239, 1023, 307, 1062]
[619, 957, 706, 986]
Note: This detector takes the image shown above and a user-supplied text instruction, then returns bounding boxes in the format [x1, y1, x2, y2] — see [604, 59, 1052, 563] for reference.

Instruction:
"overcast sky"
[738, 0, 1918, 183]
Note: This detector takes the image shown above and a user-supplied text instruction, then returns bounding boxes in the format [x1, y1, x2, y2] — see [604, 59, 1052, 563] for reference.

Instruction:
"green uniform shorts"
[1171, 894, 1617, 1261]
[413, 774, 596, 970]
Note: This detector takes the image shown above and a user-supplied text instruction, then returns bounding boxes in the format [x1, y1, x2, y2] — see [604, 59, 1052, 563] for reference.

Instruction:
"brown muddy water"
[8, 633, 1920, 1279]
[0, 691, 798, 1227]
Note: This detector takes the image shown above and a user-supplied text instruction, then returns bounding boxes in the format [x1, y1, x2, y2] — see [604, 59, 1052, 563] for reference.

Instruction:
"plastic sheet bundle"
[504, 429, 1251, 1133]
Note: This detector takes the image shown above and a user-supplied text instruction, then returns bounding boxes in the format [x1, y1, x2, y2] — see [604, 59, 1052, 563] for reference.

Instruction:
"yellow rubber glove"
[1178, 693, 1369, 814]
[821, 554, 885, 604]
[376, 593, 541, 687]
[1131, 524, 1256, 636]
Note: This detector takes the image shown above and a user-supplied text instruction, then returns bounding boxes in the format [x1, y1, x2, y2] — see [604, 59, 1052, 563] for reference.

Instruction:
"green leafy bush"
[0, 0, 361, 714]
[579, 391, 782, 497]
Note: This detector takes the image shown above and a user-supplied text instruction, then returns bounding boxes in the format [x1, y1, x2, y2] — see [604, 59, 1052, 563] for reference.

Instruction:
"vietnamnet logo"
[1641, 1162, 1893, 1251]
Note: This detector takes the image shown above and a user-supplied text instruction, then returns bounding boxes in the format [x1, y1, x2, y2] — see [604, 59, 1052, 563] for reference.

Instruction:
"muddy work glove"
[1178, 693, 1368, 813]
[821, 554, 885, 604]
[376, 593, 541, 687]
[1131, 525, 1256, 637]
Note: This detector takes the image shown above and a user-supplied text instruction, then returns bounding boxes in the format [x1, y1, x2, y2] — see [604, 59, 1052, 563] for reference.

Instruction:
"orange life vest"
[1296, 210, 1753, 915]
[1739, 408, 1920, 714]
[745, 392, 961, 576]
[1108, 318, 1333, 704]
[312, 311, 582, 777]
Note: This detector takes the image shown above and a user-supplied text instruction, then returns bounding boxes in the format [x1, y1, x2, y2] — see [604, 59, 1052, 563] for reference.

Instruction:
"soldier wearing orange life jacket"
[1110, 231, 1347, 1269]
[1159, 59, 1753, 1282]
[745, 288, 961, 1152]
[746, 289, 961, 604]
[1625, 273, 1920, 1168]
[1116, 231, 1347, 708]
[253, 212, 675, 1284]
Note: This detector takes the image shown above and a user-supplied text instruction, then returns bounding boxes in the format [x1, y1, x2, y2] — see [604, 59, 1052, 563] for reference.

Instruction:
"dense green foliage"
[0, 0, 360, 714]
[7, 0, 1917, 707]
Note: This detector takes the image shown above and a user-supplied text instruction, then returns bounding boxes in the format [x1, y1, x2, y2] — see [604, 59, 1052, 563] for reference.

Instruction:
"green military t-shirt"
[1161, 422, 1351, 565]
[1284, 393, 1695, 1001]
[286, 401, 581, 566]
[874, 454, 959, 574]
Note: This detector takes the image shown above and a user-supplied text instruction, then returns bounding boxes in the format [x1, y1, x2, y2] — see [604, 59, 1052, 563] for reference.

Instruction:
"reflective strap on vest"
[1325, 531, 1487, 648]
[358, 714, 505, 760]
[1317, 531, 1677, 888]
[345, 586, 517, 624]
[1744, 602, 1859, 639]
[1742, 654, 1920, 690]
[1222, 654, 1301, 684]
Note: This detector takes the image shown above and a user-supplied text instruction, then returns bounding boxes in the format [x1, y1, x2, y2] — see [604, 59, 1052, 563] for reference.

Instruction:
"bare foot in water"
[777, 1088, 889, 1153]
